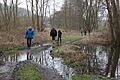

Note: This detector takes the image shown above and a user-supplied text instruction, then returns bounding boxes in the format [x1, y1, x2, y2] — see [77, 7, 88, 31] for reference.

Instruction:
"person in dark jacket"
[58, 30, 62, 44]
[50, 28, 57, 41]
[25, 27, 34, 48]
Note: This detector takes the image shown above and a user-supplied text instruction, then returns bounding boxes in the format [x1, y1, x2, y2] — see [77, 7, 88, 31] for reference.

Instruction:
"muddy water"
[1, 45, 74, 80]
[95, 46, 120, 77]
[80, 44, 120, 77]
[1, 44, 120, 79]
[74, 44, 109, 75]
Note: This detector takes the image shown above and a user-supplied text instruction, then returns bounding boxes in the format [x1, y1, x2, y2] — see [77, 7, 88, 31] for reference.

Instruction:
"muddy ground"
[75, 31, 110, 45]
[0, 31, 110, 80]
[0, 60, 65, 80]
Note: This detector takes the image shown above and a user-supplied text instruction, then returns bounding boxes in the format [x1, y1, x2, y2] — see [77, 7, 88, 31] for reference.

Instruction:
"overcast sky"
[0, 0, 64, 15]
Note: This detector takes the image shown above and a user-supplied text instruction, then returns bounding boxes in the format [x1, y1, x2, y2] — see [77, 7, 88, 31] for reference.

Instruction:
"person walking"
[83, 25, 88, 36]
[25, 27, 34, 49]
[50, 28, 57, 41]
[58, 30, 62, 45]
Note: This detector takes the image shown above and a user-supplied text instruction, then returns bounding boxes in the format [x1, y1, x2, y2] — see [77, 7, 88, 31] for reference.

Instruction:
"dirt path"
[73, 32, 110, 46]
[0, 61, 65, 80]
[0, 62, 16, 80]
[11, 61, 65, 80]
[0, 45, 66, 80]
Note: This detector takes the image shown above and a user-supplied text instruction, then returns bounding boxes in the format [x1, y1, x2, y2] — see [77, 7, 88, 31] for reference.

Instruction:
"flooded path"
[78, 44, 120, 78]
[0, 45, 74, 80]
[1, 43, 120, 80]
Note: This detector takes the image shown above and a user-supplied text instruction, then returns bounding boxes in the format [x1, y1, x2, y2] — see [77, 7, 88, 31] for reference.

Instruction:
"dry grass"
[73, 31, 111, 46]
[0, 28, 80, 50]
[0, 28, 50, 49]
[60, 44, 89, 68]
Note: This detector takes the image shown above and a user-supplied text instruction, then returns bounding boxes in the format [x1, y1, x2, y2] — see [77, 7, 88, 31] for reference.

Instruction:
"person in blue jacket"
[25, 27, 34, 48]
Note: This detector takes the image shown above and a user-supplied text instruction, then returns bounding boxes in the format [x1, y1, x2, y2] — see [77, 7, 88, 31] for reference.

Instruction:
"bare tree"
[31, 0, 35, 29]
[26, 0, 30, 19]
[39, 0, 50, 31]
[105, 0, 120, 77]
[64, 0, 68, 29]
[35, 0, 40, 31]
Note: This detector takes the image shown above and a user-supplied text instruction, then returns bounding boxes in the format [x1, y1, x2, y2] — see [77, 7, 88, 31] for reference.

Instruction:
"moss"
[16, 63, 42, 80]
[52, 47, 63, 57]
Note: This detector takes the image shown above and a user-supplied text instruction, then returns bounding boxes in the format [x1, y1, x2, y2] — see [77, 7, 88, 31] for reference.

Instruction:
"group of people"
[25, 27, 62, 48]
[50, 28, 62, 44]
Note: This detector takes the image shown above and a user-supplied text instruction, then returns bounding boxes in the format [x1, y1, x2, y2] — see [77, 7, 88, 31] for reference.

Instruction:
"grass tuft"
[16, 63, 42, 80]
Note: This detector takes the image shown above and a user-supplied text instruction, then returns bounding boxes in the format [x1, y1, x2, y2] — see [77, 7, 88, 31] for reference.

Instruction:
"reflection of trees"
[76, 44, 106, 75]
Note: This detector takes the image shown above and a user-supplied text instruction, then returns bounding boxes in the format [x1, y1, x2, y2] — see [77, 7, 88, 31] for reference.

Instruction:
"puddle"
[1, 45, 74, 80]
[1, 44, 120, 79]
[96, 46, 108, 69]
[80, 44, 120, 77]
[96, 46, 120, 77]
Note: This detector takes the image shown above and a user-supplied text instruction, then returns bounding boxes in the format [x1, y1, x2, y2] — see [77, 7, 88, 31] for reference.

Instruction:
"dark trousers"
[52, 36, 55, 41]
[84, 31, 87, 35]
[58, 36, 61, 42]
[27, 38, 32, 48]
[58, 36, 62, 45]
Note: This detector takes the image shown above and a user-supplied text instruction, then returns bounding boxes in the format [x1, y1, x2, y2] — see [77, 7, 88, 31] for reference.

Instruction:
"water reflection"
[3, 44, 120, 79]
[75, 44, 110, 75]
[96, 46, 108, 69]
[77, 44, 120, 77]
[2, 46, 74, 80]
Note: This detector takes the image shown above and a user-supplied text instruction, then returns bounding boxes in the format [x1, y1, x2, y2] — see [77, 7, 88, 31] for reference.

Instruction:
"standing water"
[81, 44, 120, 78]
[1, 44, 120, 79]
[1, 45, 74, 80]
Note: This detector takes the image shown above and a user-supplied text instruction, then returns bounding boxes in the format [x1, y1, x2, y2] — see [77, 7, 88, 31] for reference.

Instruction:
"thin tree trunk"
[26, 0, 30, 19]
[36, 0, 40, 31]
[15, 0, 18, 25]
[31, 0, 35, 29]
[64, 0, 68, 29]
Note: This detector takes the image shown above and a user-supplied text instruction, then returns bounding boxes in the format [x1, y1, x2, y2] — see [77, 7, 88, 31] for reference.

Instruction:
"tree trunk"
[64, 0, 68, 29]
[26, 0, 30, 19]
[110, 47, 120, 77]
[31, 0, 35, 29]
[105, 0, 115, 75]
[105, 0, 120, 77]
[36, 0, 40, 31]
